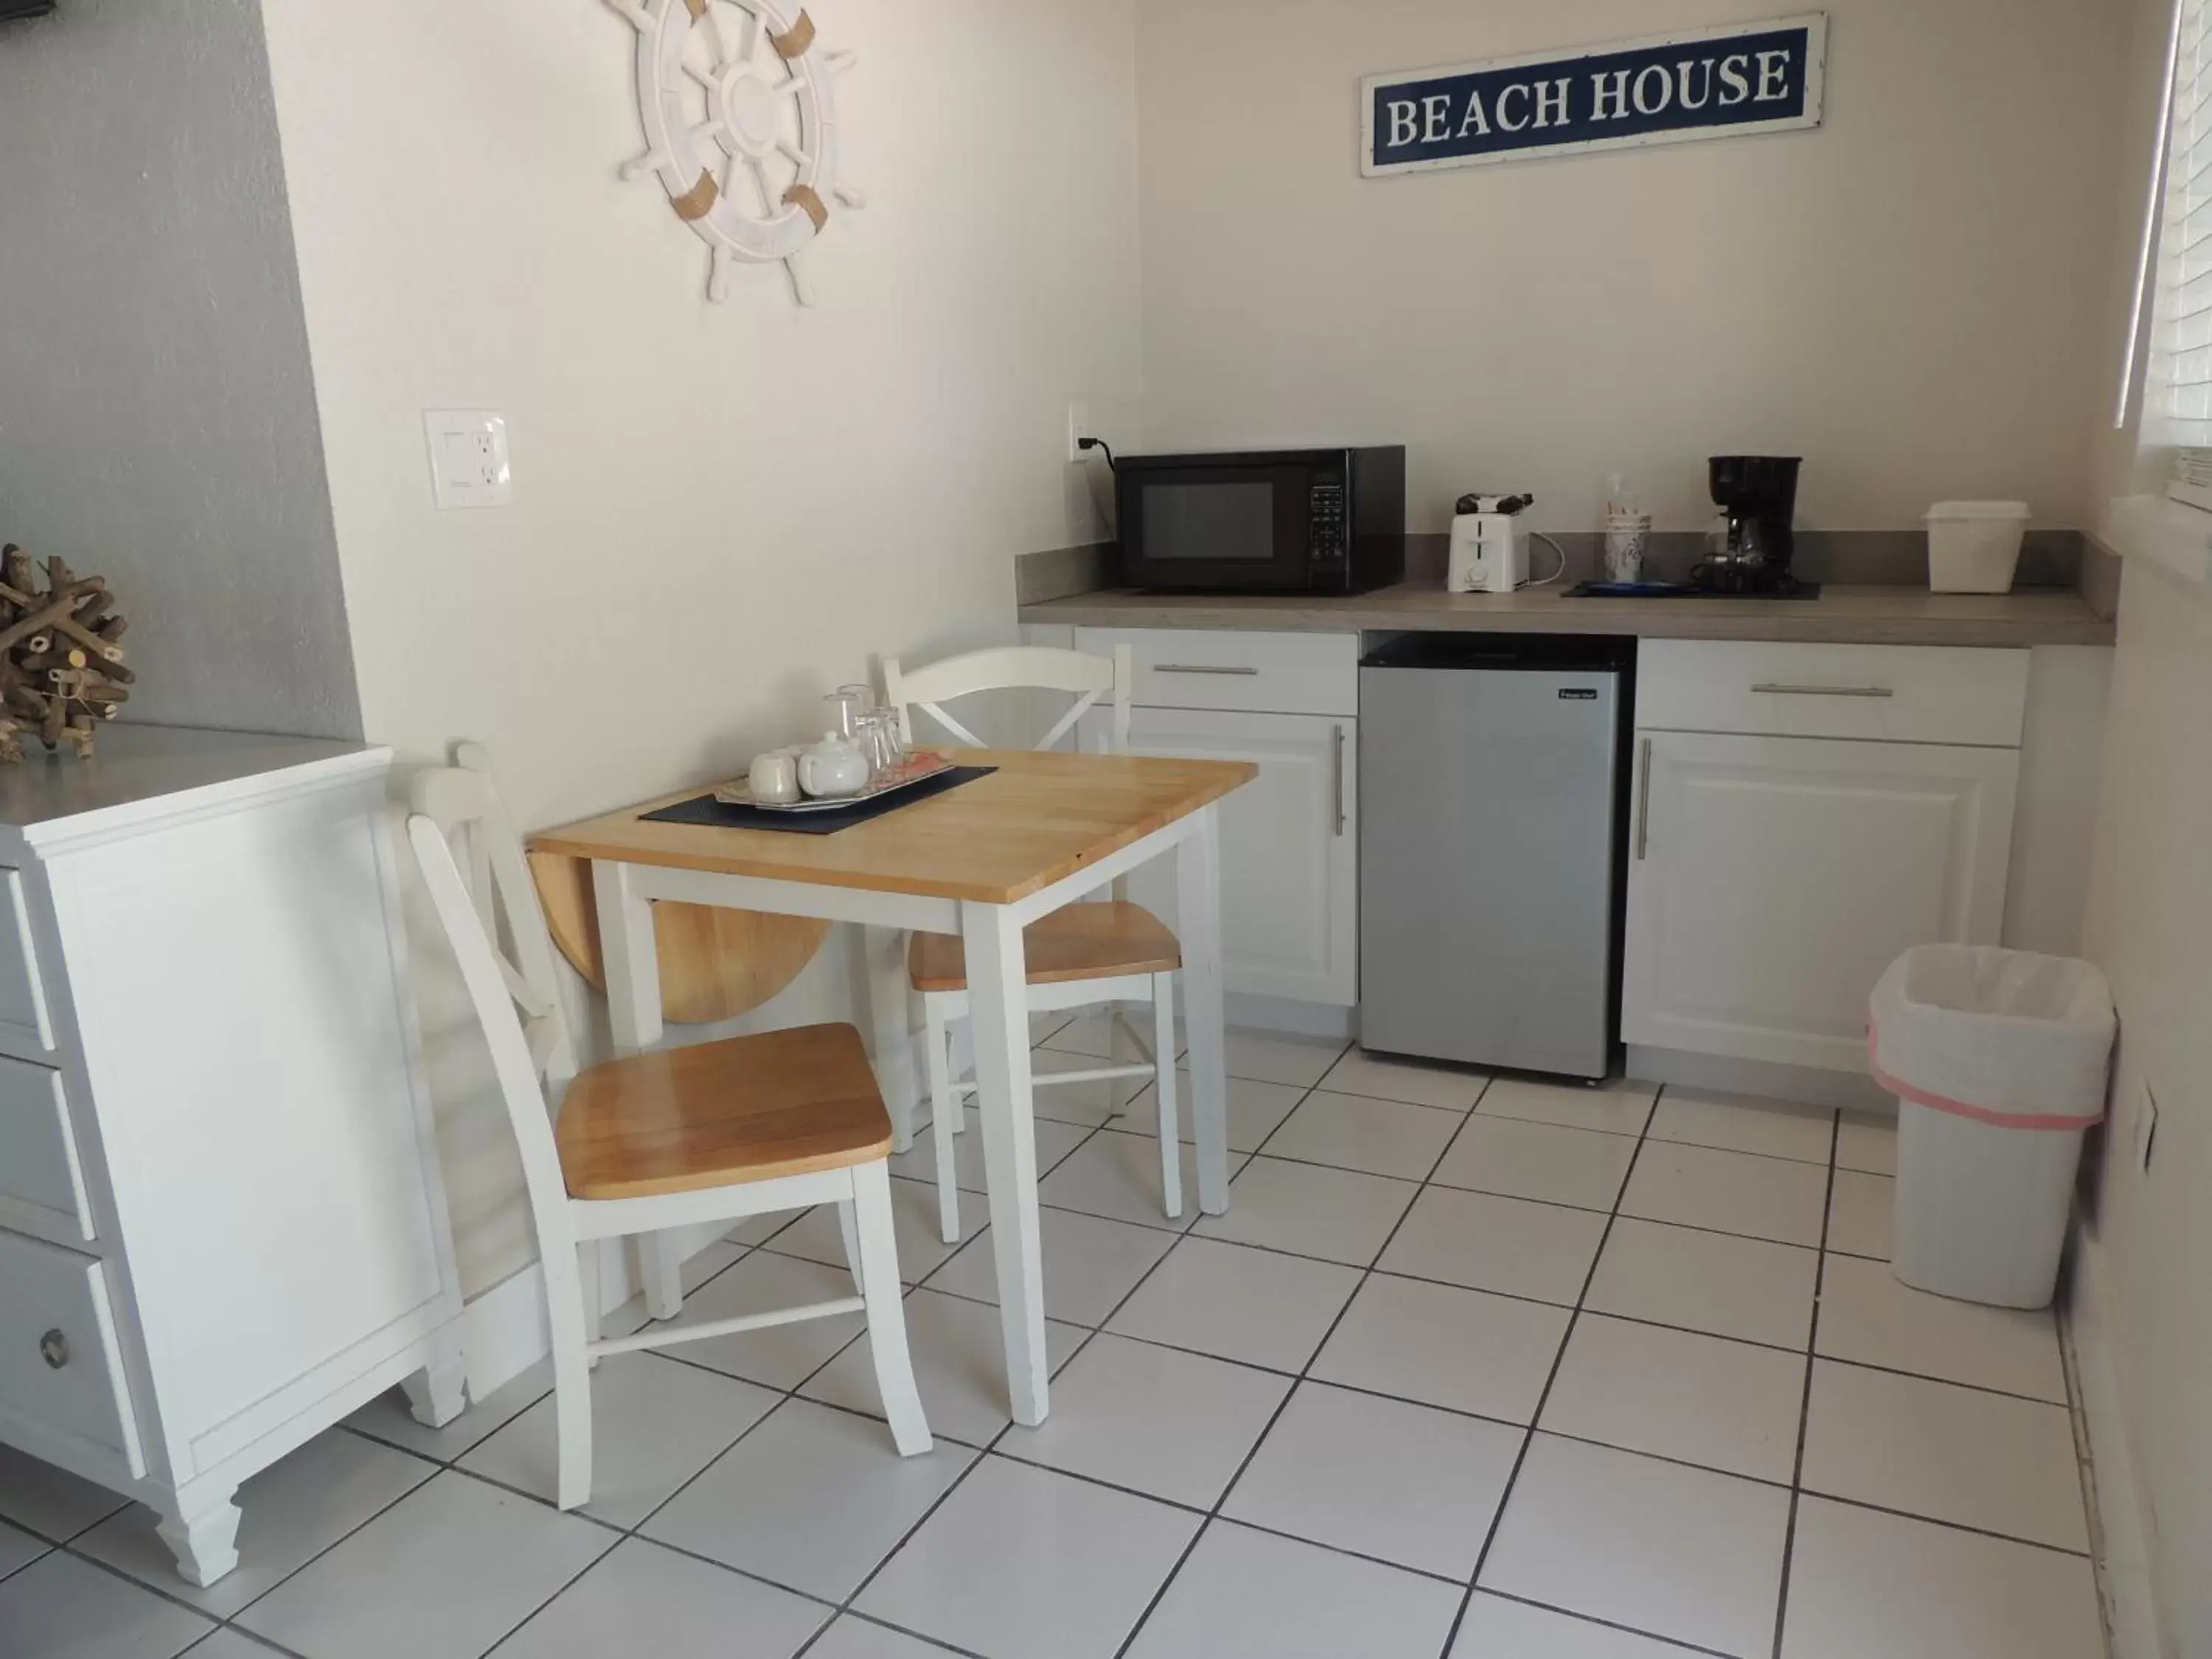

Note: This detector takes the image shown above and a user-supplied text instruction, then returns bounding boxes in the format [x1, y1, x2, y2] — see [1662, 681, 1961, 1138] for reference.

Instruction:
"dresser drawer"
[0, 1057, 92, 1244]
[1075, 627, 1358, 717]
[0, 1228, 144, 1480]
[1637, 641, 2029, 748]
[0, 869, 58, 1052]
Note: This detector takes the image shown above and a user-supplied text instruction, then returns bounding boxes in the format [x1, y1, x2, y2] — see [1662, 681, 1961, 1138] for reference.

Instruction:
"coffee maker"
[1698, 456, 1807, 595]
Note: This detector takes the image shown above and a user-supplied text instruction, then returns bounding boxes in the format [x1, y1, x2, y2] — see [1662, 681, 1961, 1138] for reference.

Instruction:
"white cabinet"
[1624, 727, 2019, 1074]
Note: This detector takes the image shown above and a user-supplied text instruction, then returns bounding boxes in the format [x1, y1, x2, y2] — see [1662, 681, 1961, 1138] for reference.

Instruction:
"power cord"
[1077, 436, 1117, 473]
[1525, 531, 1568, 588]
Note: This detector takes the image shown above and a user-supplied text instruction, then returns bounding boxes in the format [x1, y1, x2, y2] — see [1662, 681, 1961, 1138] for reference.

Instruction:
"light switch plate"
[423, 409, 512, 509]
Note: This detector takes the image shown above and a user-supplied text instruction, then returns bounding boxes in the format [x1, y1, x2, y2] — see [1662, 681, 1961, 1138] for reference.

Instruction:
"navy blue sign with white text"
[1363, 14, 1826, 175]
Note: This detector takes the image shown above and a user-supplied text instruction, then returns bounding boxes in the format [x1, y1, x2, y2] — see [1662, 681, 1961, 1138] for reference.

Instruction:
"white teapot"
[798, 731, 870, 799]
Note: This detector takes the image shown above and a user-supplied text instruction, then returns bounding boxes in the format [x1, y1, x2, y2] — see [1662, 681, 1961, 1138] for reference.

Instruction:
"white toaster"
[1448, 511, 1528, 594]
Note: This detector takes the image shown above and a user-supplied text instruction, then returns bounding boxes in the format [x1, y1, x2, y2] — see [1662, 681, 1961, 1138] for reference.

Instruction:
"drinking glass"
[824, 684, 874, 741]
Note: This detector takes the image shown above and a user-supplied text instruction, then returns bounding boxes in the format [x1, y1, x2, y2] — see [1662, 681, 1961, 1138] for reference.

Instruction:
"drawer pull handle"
[1154, 664, 1260, 677]
[1750, 682, 1895, 699]
[39, 1329, 69, 1370]
[1635, 738, 1653, 861]
[1331, 724, 1347, 837]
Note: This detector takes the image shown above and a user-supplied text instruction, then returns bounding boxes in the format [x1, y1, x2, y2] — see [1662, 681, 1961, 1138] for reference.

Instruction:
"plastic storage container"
[1868, 945, 2115, 1308]
[1924, 501, 2031, 594]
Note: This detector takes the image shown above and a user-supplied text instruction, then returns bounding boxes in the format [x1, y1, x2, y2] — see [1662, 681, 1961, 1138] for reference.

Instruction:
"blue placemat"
[639, 765, 997, 835]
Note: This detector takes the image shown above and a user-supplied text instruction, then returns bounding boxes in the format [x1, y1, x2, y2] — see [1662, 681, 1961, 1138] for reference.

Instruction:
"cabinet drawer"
[0, 1056, 93, 1244]
[1074, 627, 1358, 717]
[0, 1228, 144, 1480]
[1638, 641, 2028, 748]
[0, 869, 58, 1051]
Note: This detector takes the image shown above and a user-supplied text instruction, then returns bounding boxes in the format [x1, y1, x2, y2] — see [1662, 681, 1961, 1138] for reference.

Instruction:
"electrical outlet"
[1065, 401, 1092, 465]
[423, 410, 513, 509]
[2138, 1081, 2160, 1172]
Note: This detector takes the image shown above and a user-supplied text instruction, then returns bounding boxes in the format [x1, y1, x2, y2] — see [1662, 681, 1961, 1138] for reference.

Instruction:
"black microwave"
[1114, 446, 1406, 594]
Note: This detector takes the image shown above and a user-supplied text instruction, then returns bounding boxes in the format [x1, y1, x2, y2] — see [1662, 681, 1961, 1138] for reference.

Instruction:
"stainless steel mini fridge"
[1357, 634, 1630, 1079]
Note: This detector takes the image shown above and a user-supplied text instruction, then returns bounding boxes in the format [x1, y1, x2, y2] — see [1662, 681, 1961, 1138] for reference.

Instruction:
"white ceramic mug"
[748, 751, 801, 804]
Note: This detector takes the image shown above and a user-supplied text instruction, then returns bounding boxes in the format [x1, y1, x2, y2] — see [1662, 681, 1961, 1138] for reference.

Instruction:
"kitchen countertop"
[1018, 581, 2115, 647]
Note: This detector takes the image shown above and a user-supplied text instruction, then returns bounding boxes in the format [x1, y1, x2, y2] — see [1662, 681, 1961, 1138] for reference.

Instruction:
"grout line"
[1769, 1110, 1843, 1659]
[1470, 1587, 1742, 1657]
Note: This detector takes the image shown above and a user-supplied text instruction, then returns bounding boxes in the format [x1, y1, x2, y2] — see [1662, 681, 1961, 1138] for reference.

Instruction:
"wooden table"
[532, 748, 1257, 1425]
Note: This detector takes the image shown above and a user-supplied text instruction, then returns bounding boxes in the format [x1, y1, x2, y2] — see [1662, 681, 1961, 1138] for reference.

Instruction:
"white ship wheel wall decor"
[605, 0, 863, 305]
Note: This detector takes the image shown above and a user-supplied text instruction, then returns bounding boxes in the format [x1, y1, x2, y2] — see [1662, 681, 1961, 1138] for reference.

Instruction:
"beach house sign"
[1363, 14, 1826, 175]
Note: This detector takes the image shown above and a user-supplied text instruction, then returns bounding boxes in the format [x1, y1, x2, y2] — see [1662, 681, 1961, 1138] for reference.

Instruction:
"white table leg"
[1176, 805, 1231, 1214]
[863, 924, 919, 1152]
[592, 860, 663, 1052]
[963, 900, 1049, 1425]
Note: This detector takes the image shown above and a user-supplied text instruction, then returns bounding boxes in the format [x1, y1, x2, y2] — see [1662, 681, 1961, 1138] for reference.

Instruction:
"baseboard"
[2064, 1222, 2169, 1659]
[1225, 992, 1356, 1041]
[1624, 1044, 1893, 1112]
[459, 1262, 551, 1400]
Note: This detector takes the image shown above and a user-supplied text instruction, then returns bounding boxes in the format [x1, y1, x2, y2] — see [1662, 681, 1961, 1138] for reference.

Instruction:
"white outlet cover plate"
[423, 409, 513, 509]
[1066, 401, 1091, 465]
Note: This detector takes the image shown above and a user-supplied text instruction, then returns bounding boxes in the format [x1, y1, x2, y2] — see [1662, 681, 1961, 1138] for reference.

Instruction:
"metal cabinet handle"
[1750, 682, 1895, 698]
[1154, 664, 1260, 676]
[1331, 725, 1347, 837]
[1635, 738, 1653, 861]
[40, 1329, 69, 1370]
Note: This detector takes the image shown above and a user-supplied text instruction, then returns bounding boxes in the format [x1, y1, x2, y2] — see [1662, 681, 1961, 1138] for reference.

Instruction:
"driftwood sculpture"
[0, 544, 130, 762]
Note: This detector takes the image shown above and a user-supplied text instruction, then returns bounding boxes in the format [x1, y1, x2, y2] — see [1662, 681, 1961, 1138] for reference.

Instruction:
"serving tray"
[713, 750, 957, 813]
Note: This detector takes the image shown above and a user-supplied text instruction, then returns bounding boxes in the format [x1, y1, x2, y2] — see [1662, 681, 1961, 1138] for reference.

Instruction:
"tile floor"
[0, 1024, 2109, 1659]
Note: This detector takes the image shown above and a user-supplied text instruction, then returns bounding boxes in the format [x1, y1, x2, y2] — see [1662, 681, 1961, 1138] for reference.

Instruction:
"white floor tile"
[1378, 1186, 1608, 1307]
[1119, 1068, 1307, 1152]
[727, 1208, 804, 1246]
[661, 1251, 869, 1389]
[0, 1520, 46, 1582]
[604, 1240, 751, 1337]
[804, 1615, 968, 1658]
[1125, 1520, 1462, 1658]
[1030, 1048, 1151, 1127]
[237, 1471, 615, 1659]
[1043, 1010, 1185, 1063]
[492, 1537, 828, 1659]
[857, 1456, 1200, 1659]
[1648, 1088, 1836, 1164]
[1430, 1116, 1640, 1211]
[1312, 1274, 1570, 1422]
[1193, 1156, 1417, 1266]
[888, 1105, 1093, 1194]
[1223, 1381, 1520, 1580]
[801, 1286, 1087, 1446]
[77, 1427, 435, 1618]
[1106, 1236, 1363, 1371]
[459, 1352, 779, 1529]
[1451, 1593, 1694, 1657]
[1780, 1496, 2104, 1659]
[1004, 1333, 1292, 1508]
[1031, 1009, 1078, 1046]
[1835, 1110, 1899, 1175]
[1799, 1361, 2088, 1550]
[1475, 1076, 1657, 1138]
[1220, 1029, 1347, 1088]
[1826, 1170, 1894, 1259]
[343, 1362, 549, 1464]
[641, 1398, 976, 1602]
[182, 1632, 291, 1658]
[0, 1551, 212, 1659]
[1620, 1141, 1829, 1247]
[1584, 1218, 1818, 1350]
[1037, 1127, 1209, 1231]
[1261, 1090, 1465, 1178]
[1319, 1048, 1488, 1110]
[922, 1204, 1175, 1326]
[762, 1178, 964, 1285]
[1539, 1315, 1806, 1484]
[0, 1442, 128, 1543]
[1815, 1253, 2067, 1402]
[1481, 1436, 1790, 1659]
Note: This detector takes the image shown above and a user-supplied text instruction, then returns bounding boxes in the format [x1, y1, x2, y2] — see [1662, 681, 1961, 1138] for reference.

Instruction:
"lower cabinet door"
[1623, 731, 2019, 1073]
[1090, 706, 1357, 1005]
[0, 1227, 145, 1481]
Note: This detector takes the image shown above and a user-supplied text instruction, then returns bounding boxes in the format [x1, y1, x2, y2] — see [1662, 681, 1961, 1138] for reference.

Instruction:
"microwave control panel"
[1310, 479, 1347, 566]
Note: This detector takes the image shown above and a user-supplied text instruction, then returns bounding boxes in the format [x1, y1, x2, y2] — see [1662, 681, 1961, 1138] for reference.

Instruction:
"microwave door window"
[1142, 481, 1275, 560]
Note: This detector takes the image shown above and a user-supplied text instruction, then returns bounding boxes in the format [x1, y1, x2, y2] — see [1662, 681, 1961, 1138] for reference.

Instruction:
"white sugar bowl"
[798, 731, 870, 799]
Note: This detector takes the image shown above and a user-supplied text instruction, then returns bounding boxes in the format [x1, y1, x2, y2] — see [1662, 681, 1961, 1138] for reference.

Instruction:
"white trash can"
[1867, 945, 2115, 1309]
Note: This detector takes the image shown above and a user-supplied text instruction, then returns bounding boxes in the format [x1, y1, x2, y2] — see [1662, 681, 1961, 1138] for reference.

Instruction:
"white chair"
[880, 645, 1183, 1244]
[405, 743, 930, 1509]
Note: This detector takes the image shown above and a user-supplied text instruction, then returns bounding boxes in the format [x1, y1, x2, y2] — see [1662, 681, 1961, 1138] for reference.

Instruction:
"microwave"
[1114, 446, 1407, 594]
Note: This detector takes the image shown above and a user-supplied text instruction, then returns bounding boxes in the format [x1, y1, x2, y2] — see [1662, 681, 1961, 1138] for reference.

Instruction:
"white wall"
[256, 0, 1142, 1290]
[0, 0, 360, 740]
[1134, 0, 2131, 533]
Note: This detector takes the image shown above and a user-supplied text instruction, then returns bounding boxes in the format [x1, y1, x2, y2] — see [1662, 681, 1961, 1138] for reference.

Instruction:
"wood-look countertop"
[1018, 582, 2115, 647]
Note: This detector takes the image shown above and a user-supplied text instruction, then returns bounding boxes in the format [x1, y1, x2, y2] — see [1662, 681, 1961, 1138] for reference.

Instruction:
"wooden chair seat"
[555, 1022, 891, 1200]
[907, 900, 1181, 993]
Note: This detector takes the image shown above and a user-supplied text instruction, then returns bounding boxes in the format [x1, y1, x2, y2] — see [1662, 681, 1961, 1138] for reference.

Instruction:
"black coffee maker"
[1698, 456, 1806, 594]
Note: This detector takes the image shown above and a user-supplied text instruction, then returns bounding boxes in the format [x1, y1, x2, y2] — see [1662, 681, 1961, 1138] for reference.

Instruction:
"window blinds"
[2154, 0, 2212, 435]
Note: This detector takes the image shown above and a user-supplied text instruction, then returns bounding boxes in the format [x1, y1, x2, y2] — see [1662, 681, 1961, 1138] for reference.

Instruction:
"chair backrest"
[880, 644, 1133, 754]
[405, 744, 581, 1235]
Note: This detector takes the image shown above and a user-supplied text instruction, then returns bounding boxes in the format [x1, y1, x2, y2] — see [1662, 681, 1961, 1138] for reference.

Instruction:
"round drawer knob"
[39, 1329, 69, 1370]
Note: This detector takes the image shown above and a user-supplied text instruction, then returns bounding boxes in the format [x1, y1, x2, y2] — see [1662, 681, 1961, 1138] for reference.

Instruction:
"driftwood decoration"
[0, 543, 131, 762]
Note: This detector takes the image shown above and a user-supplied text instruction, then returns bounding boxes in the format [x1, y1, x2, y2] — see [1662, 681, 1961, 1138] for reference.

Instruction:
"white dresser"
[0, 726, 462, 1585]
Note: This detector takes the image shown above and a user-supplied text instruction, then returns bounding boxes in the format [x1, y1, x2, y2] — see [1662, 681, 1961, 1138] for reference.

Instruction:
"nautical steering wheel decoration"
[605, 0, 862, 306]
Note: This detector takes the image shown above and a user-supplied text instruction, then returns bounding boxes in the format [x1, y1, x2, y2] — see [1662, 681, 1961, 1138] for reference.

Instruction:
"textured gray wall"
[0, 0, 360, 740]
